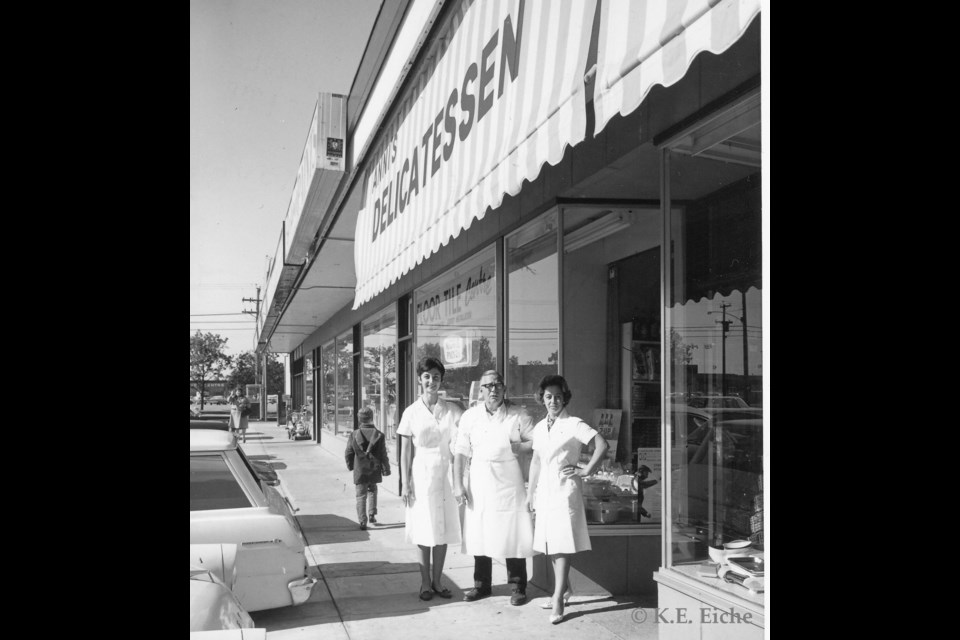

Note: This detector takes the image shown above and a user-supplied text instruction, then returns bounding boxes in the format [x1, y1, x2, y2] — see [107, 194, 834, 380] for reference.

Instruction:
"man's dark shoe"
[359, 521, 367, 531]
[510, 590, 527, 606]
[463, 586, 492, 602]
[368, 515, 378, 525]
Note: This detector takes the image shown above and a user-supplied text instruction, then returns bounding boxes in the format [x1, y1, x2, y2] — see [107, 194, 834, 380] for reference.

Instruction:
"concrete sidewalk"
[240, 421, 659, 640]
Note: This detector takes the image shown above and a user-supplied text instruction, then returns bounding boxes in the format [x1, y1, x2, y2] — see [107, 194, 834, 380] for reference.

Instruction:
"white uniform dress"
[455, 402, 535, 558]
[397, 397, 463, 547]
[531, 410, 598, 554]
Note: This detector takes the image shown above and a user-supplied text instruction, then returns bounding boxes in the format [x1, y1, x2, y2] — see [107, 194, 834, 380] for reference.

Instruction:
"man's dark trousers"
[474, 555, 526, 592]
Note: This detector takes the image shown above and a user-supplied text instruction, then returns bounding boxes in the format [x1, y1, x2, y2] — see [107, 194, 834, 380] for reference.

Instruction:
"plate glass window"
[506, 210, 559, 424]
[321, 341, 336, 433]
[664, 92, 764, 581]
[336, 331, 354, 433]
[414, 246, 497, 404]
[362, 306, 398, 439]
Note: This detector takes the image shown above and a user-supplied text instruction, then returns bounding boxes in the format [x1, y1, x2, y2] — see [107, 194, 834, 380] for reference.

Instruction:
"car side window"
[190, 454, 253, 511]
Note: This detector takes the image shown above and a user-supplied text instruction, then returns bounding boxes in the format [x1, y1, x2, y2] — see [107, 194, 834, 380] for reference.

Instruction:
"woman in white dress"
[398, 356, 464, 601]
[526, 374, 608, 624]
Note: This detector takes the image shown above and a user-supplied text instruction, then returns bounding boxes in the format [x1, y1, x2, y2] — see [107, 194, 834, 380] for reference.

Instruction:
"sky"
[190, 0, 382, 358]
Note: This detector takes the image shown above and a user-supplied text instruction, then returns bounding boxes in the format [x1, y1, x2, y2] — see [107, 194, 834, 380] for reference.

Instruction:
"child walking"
[345, 406, 391, 530]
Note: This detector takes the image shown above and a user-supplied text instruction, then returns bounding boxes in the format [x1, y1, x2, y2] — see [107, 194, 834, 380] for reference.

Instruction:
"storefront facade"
[257, 0, 766, 634]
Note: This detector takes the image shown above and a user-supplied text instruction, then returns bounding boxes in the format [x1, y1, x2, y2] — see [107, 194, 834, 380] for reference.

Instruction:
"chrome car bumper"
[288, 576, 318, 605]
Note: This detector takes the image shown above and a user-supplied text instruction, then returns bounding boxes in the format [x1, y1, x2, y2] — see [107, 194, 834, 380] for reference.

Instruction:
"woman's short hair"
[536, 374, 572, 405]
[416, 356, 446, 379]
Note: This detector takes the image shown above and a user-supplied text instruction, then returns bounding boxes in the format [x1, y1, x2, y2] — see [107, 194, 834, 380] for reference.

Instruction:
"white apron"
[461, 420, 534, 558]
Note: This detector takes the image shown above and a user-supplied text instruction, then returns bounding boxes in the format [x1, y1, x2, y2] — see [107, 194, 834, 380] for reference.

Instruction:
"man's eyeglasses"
[480, 382, 505, 391]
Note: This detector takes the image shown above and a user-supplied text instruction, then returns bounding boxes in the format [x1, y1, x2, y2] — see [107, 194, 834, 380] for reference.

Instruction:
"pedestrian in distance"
[228, 386, 251, 443]
[453, 369, 535, 605]
[398, 356, 464, 601]
[525, 374, 609, 624]
[345, 406, 391, 531]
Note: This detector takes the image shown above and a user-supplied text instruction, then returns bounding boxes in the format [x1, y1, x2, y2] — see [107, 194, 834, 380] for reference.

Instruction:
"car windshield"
[190, 454, 252, 511]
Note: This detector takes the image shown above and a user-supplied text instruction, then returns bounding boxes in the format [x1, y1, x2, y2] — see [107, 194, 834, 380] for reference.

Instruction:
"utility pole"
[740, 290, 749, 403]
[713, 302, 732, 397]
[242, 286, 263, 418]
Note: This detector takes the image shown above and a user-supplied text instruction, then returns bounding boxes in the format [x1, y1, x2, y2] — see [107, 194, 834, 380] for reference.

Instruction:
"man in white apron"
[453, 370, 535, 605]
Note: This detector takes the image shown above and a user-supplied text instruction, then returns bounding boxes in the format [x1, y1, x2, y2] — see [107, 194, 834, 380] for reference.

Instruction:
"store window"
[321, 341, 336, 433]
[336, 330, 354, 433]
[291, 351, 303, 411]
[304, 352, 315, 436]
[415, 245, 497, 405]
[562, 203, 662, 526]
[362, 306, 398, 440]
[664, 92, 764, 585]
[506, 211, 559, 424]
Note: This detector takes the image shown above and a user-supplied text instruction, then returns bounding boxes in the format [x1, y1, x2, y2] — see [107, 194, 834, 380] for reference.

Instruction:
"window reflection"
[336, 331, 354, 434]
[666, 110, 763, 569]
[415, 246, 497, 406]
[321, 342, 336, 433]
[506, 211, 559, 425]
[362, 307, 398, 439]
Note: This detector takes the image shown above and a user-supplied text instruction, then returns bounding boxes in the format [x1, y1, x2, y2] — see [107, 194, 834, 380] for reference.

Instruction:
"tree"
[190, 331, 232, 410]
[227, 351, 286, 398]
[670, 328, 698, 366]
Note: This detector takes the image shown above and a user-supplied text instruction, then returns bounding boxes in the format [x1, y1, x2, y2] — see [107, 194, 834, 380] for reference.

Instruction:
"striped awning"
[354, 0, 597, 309]
[593, 0, 761, 137]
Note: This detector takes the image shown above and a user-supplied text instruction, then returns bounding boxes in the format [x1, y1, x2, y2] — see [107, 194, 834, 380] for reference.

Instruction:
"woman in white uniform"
[398, 356, 464, 601]
[526, 374, 608, 624]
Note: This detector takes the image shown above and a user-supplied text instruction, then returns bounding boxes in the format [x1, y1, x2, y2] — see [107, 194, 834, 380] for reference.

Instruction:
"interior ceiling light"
[563, 211, 631, 253]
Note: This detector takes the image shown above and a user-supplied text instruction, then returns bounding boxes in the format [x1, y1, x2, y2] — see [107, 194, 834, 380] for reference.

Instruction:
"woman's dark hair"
[536, 374, 572, 405]
[416, 356, 445, 379]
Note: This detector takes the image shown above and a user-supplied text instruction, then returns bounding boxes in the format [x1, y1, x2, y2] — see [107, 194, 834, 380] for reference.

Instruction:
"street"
[233, 420, 659, 640]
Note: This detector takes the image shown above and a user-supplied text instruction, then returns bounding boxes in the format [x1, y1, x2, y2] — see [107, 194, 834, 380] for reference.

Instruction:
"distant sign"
[326, 138, 343, 158]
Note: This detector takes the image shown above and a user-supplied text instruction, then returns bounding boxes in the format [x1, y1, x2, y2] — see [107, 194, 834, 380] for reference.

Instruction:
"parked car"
[190, 545, 255, 632]
[190, 429, 317, 612]
[685, 395, 749, 409]
[671, 408, 763, 541]
[208, 395, 227, 406]
[675, 395, 761, 419]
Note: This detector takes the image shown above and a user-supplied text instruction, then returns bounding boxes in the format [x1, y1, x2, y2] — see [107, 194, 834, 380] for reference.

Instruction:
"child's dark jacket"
[345, 426, 391, 484]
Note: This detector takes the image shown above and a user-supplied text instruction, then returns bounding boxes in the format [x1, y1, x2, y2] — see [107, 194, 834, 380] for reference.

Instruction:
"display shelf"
[587, 523, 660, 536]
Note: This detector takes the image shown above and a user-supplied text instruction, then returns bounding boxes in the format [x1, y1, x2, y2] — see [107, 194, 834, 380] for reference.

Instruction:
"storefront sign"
[354, 0, 597, 308]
